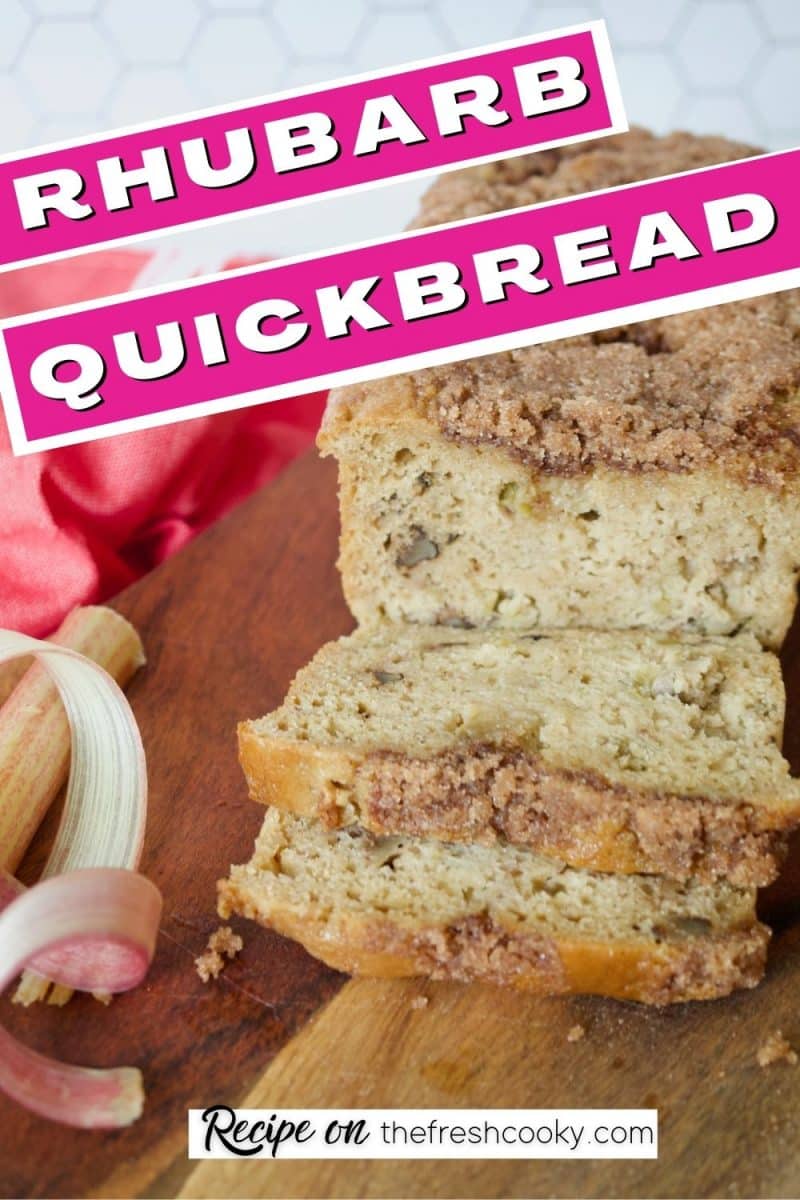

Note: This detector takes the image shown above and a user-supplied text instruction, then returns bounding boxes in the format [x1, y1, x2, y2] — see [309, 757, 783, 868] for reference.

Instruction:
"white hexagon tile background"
[0, 0, 797, 270]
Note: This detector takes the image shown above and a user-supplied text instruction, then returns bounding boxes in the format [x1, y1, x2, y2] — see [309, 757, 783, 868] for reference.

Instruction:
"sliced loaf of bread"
[238, 625, 800, 886]
[219, 809, 769, 1005]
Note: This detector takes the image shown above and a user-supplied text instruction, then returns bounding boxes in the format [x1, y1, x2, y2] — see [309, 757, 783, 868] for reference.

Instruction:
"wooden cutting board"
[4, 447, 800, 1200]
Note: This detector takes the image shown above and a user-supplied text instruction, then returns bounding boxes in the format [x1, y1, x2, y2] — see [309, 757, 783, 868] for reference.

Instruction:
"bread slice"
[218, 809, 769, 1005]
[319, 131, 800, 649]
[238, 625, 800, 887]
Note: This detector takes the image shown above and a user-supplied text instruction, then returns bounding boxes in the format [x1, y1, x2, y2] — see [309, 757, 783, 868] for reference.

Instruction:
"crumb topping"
[412, 128, 759, 229]
[358, 742, 792, 887]
[337, 130, 800, 484]
[411, 293, 800, 482]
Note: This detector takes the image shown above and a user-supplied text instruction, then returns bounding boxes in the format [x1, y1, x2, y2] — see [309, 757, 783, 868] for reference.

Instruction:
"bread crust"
[238, 725, 358, 821]
[219, 872, 769, 1006]
[238, 726, 794, 886]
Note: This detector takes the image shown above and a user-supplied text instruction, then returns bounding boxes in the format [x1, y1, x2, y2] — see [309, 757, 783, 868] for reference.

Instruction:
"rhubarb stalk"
[0, 870, 161, 1127]
[0, 606, 144, 875]
[0, 621, 161, 1126]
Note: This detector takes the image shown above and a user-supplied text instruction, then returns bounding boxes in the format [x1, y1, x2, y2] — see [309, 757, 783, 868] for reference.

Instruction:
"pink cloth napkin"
[0, 250, 326, 636]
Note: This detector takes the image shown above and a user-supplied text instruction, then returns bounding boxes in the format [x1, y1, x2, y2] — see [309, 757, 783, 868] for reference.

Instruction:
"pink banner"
[2, 147, 796, 455]
[0, 24, 624, 272]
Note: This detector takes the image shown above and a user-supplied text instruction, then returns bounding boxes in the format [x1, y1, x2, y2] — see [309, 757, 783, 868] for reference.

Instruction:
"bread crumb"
[567, 1024, 585, 1043]
[757, 1031, 798, 1068]
[210, 925, 243, 957]
[410, 994, 429, 1010]
[195, 925, 243, 983]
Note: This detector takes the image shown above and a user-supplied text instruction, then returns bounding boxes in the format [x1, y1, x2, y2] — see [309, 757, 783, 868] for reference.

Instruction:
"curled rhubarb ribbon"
[0, 629, 162, 1128]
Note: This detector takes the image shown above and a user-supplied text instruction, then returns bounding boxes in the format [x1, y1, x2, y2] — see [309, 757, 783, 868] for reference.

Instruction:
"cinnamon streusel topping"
[409, 294, 800, 482]
[407, 130, 800, 483]
[412, 127, 759, 228]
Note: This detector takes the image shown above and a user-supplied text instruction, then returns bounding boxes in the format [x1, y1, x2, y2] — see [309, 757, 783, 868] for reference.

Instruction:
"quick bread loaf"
[219, 809, 769, 1005]
[320, 132, 800, 649]
[222, 128, 800, 1005]
[238, 625, 800, 886]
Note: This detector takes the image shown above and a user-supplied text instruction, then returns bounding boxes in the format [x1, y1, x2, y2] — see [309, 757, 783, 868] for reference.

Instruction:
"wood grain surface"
[4, 447, 800, 1199]
[2, 452, 351, 1200]
[180, 947, 800, 1200]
